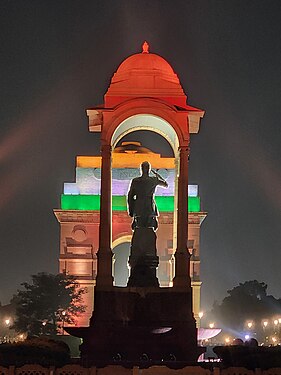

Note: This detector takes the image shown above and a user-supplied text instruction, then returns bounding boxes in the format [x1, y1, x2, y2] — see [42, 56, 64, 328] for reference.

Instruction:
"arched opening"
[111, 114, 179, 202]
[112, 237, 131, 287]
[110, 116, 180, 288]
[111, 114, 179, 156]
[112, 129, 176, 198]
[116, 130, 174, 157]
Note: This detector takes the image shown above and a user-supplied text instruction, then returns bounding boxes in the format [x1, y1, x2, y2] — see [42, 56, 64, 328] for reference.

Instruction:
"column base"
[173, 250, 191, 288]
[95, 248, 114, 288]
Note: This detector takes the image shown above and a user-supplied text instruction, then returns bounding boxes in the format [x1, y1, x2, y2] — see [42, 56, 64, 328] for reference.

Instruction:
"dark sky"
[0, 1, 280, 313]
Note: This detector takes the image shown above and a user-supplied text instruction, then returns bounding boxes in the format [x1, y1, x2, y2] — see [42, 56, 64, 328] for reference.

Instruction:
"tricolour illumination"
[61, 195, 200, 212]
[63, 167, 199, 197]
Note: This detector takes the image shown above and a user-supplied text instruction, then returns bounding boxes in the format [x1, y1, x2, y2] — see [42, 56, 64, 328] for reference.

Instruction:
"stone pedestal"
[66, 287, 204, 367]
[66, 228, 204, 366]
[127, 228, 159, 287]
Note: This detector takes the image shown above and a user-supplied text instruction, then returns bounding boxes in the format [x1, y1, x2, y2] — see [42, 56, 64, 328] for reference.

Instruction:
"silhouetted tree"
[12, 273, 86, 336]
[211, 280, 281, 332]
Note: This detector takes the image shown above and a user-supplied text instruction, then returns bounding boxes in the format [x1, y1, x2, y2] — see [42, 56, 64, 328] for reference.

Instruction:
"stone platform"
[67, 286, 204, 367]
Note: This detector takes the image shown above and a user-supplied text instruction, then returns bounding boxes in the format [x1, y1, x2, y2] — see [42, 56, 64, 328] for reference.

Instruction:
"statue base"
[127, 227, 159, 287]
[66, 286, 204, 367]
[65, 227, 205, 366]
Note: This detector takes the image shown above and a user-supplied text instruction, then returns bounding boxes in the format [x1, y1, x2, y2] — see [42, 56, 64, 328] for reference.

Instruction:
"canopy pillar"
[95, 143, 114, 289]
[173, 144, 191, 288]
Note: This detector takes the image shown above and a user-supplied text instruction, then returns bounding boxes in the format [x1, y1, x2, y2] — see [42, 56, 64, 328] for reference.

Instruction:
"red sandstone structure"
[54, 43, 206, 329]
[62, 43, 206, 364]
[54, 144, 207, 327]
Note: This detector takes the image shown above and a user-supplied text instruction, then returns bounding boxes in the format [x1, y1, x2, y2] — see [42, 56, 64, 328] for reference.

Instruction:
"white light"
[188, 185, 198, 197]
[199, 311, 204, 319]
[209, 323, 214, 329]
[4, 319, 10, 326]
[64, 183, 80, 195]
[245, 334, 250, 340]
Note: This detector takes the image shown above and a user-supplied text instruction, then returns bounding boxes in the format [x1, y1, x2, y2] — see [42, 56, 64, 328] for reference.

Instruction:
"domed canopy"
[105, 42, 187, 107]
[88, 43, 205, 135]
[116, 51, 175, 76]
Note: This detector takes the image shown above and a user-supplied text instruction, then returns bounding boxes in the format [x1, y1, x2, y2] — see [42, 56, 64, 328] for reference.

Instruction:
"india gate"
[54, 43, 207, 363]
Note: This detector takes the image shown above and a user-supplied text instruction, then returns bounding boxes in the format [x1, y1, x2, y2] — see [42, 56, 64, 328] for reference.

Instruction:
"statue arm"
[157, 177, 168, 188]
[151, 170, 168, 188]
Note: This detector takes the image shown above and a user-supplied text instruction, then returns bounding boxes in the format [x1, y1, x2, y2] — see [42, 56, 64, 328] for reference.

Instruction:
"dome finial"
[142, 41, 149, 54]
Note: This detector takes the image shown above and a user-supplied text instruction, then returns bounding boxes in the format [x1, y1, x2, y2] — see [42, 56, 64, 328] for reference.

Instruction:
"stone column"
[173, 144, 191, 288]
[95, 143, 114, 289]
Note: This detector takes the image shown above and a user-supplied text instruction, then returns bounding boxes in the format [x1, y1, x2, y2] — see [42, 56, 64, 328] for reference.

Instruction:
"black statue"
[127, 161, 168, 230]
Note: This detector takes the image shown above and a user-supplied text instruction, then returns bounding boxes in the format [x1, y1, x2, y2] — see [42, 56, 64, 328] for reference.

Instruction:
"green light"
[111, 195, 127, 211]
[61, 195, 200, 212]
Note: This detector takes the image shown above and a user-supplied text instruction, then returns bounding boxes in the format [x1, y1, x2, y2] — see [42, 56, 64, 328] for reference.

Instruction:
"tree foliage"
[0, 338, 70, 366]
[211, 280, 281, 331]
[12, 273, 86, 336]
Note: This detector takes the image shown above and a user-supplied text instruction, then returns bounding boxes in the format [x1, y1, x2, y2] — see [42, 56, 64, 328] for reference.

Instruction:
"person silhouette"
[127, 161, 168, 230]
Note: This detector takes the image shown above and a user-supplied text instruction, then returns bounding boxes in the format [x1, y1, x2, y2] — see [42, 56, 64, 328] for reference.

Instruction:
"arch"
[112, 235, 132, 249]
[111, 114, 179, 155]
[112, 235, 132, 287]
[96, 95, 192, 289]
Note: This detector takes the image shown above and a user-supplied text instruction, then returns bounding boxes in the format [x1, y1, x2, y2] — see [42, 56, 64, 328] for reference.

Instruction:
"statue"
[127, 161, 168, 230]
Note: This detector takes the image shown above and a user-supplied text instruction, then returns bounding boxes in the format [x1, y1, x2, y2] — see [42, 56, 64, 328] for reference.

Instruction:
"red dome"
[104, 44, 187, 107]
[116, 52, 176, 76]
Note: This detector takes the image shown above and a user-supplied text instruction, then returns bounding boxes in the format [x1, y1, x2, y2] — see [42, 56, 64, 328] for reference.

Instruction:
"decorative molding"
[54, 209, 207, 225]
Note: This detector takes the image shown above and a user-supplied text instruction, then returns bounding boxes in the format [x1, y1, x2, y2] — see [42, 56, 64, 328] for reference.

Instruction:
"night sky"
[1, 1, 280, 313]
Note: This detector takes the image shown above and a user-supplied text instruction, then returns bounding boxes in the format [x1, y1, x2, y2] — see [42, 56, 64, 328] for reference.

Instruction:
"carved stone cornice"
[54, 209, 207, 225]
[54, 210, 100, 223]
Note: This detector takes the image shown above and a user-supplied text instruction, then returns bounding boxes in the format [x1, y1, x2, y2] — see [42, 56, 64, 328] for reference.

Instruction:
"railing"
[1, 365, 281, 375]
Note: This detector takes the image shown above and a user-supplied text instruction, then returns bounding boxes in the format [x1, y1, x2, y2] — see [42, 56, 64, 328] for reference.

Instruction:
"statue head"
[141, 161, 151, 175]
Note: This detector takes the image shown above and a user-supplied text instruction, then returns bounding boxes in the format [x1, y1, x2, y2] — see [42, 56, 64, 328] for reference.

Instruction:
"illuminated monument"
[54, 144, 206, 326]
[55, 42, 206, 363]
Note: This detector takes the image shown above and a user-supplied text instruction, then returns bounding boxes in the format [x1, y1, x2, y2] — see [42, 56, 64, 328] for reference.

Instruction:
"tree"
[12, 273, 86, 336]
[211, 280, 281, 332]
